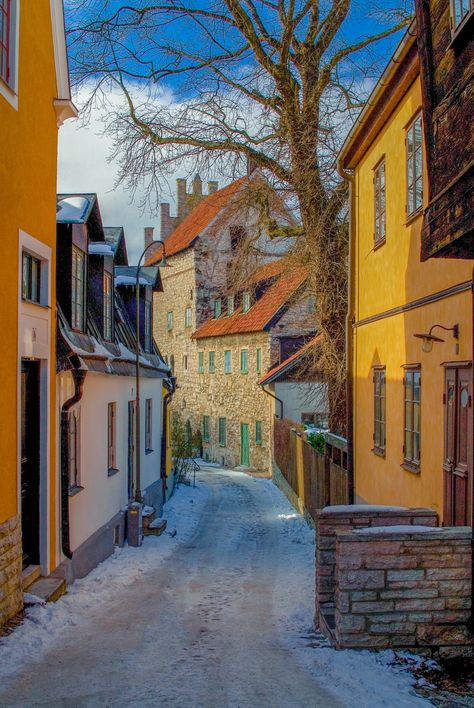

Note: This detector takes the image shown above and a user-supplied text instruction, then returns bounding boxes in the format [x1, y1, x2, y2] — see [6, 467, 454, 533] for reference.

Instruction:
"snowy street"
[0, 468, 428, 707]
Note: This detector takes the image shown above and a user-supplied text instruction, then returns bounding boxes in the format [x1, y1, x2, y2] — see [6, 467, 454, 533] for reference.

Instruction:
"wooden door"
[128, 401, 136, 500]
[443, 366, 473, 526]
[240, 423, 249, 466]
[21, 360, 40, 568]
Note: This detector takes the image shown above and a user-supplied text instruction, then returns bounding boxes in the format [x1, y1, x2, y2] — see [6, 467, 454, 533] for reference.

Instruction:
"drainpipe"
[337, 161, 356, 505]
[260, 384, 284, 419]
[60, 367, 87, 559]
[161, 386, 174, 500]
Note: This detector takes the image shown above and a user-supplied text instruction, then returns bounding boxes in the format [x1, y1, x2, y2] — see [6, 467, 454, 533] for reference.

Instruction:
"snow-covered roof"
[322, 504, 408, 514]
[56, 194, 97, 224]
[89, 243, 115, 257]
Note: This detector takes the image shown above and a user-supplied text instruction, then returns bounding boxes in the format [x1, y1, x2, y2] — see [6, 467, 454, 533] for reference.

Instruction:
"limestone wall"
[0, 515, 23, 626]
[335, 526, 472, 652]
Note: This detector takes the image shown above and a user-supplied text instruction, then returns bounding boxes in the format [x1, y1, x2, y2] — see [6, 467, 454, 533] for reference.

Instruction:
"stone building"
[149, 174, 317, 472]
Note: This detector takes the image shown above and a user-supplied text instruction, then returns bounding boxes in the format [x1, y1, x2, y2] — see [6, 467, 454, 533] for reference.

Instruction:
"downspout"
[338, 161, 356, 505]
[60, 366, 87, 559]
[161, 385, 174, 500]
[260, 384, 284, 419]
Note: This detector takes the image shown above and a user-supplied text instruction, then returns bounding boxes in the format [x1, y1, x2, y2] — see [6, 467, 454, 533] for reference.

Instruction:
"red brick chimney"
[144, 226, 154, 249]
[208, 181, 219, 195]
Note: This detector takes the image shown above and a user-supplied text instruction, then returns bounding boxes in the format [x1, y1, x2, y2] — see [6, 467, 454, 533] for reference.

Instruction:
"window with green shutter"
[185, 306, 192, 328]
[240, 349, 248, 374]
[202, 415, 211, 441]
[242, 291, 251, 313]
[256, 348, 261, 375]
[198, 351, 204, 373]
[219, 417, 226, 446]
[227, 296, 234, 316]
[224, 350, 232, 374]
[214, 298, 222, 318]
[209, 351, 215, 373]
[256, 420, 262, 445]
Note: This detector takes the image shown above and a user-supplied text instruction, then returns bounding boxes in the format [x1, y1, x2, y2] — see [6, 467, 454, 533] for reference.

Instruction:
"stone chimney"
[144, 226, 154, 249]
[160, 202, 179, 240]
[176, 178, 187, 219]
[208, 180, 219, 195]
[192, 174, 203, 197]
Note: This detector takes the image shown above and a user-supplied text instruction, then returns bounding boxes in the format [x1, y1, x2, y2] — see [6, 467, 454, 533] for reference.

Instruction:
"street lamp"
[413, 323, 459, 353]
[134, 239, 167, 502]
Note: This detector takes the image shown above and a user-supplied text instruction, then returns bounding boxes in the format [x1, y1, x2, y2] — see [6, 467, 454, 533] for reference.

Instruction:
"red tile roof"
[146, 178, 246, 262]
[258, 334, 322, 385]
[192, 265, 308, 339]
[245, 258, 286, 285]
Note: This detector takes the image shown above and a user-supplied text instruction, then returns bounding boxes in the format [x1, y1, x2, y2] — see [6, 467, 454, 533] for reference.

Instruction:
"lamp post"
[134, 239, 167, 502]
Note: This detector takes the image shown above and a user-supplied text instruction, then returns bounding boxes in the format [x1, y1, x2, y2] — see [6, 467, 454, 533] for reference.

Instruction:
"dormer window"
[227, 296, 234, 316]
[214, 298, 222, 318]
[242, 291, 251, 313]
[71, 245, 85, 330]
[103, 272, 113, 341]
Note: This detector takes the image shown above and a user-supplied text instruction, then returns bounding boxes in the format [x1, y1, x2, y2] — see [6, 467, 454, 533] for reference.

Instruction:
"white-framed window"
[145, 398, 153, 451]
[0, 0, 19, 108]
[374, 159, 386, 244]
[214, 298, 222, 318]
[242, 291, 251, 313]
[103, 272, 113, 341]
[167, 311, 173, 331]
[185, 306, 192, 328]
[240, 349, 248, 374]
[107, 402, 117, 471]
[22, 252, 41, 304]
[68, 409, 81, 490]
[450, 0, 473, 31]
[406, 114, 423, 217]
[71, 246, 86, 331]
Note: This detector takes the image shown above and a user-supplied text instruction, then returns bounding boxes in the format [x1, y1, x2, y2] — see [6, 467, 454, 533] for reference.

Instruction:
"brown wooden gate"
[443, 364, 473, 526]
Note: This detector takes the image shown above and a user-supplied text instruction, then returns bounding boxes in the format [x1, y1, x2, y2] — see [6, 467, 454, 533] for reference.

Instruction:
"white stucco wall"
[58, 371, 163, 552]
[274, 381, 328, 424]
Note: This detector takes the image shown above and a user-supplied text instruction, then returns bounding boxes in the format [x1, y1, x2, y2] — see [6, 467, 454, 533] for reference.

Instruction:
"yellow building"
[0, 0, 75, 625]
[339, 23, 473, 524]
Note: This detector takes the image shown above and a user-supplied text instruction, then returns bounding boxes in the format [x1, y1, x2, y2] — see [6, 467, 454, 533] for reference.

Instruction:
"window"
[373, 368, 386, 453]
[145, 398, 153, 451]
[242, 291, 251, 313]
[183, 354, 188, 371]
[0, 0, 17, 96]
[256, 420, 263, 445]
[219, 417, 226, 446]
[374, 160, 386, 244]
[22, 252, 41, 303]
[71, 246, 85, 330]
[224, 350, 232, 374]
[68, 409, 80, 490]
[214, 298, 222, 318]
[307, 296, 316, 314]
[198, 351, 204, 373]
[167, 311, 173, 331]
[103, 272, 113, 340]
[406, 114, 423, 217]
[256, 348, 261, 375]
[450, 0, 473, 30]
[185, 306, 192, 328]
[107, 403, 117, 470]
[403, 367, 421, 469]
[240, 349, 248, 374]
[202, 415, 210, 442]
[227, 296, 234, 316]
[209, 351, 215, 373]
[144, 300, 152, 352]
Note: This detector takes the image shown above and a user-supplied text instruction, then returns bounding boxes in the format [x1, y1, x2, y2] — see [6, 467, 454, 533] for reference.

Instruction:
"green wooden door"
[240, 423, 250, 466]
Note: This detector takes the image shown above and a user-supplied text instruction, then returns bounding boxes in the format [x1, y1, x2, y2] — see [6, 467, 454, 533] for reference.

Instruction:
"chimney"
[247, 155, 258, 176]
[176, 178, 187, 219]
[144, 226, 154, 249]
[160, 203, 176, 241]
[192, 174, 202, 197]
[208, 180, 219, 195]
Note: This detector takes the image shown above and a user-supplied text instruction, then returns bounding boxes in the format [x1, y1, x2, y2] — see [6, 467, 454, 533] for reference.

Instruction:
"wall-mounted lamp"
[413, 323, 459, 353]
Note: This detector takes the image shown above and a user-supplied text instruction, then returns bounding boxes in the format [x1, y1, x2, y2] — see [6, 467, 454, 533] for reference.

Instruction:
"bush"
[307, 431, 325, 454]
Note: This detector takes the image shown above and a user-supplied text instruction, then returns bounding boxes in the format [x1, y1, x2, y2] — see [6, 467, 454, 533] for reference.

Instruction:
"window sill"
[373, 238, 386, 251]
[371, 447, 386, 458]
[405, 208, 423, 226]
[21, 297, 49, 309]
[241, 371, 248, 375]
[145, 448, 154, 456]
[401, 461, 420, 475]
[108, 467, 120, 477]
[68, 485, 84, 497]
[449, 11, 473, 46]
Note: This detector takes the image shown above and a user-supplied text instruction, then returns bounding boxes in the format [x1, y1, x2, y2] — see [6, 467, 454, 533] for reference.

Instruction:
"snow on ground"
[0, 481, 210, 681]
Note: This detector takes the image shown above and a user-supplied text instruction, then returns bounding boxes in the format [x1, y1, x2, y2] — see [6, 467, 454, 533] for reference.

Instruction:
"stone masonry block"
[380, 588, 439, 600]
[369, 621, 416, 635]
[351, 601, 395, 614]
[416, 624, 471, 646]
[437, 580, 471, 597]
[337, 570, 385, 590]
[336, 614, 366, 633]
[394, 598, 445, 612]
[364, 555, 419, 570]
[386, 569, 424, 582]
[425, 568, 470, 581]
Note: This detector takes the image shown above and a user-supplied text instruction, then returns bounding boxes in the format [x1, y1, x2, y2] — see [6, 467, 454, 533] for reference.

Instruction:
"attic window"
[227, 296, 234, 316]
[214, 298, 222, 318]
[103, 272, 113, 341]
[242, 291, 251, 313]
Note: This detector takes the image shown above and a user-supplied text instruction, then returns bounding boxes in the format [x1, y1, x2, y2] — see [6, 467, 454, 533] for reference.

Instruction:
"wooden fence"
[274, 419, 349, 521]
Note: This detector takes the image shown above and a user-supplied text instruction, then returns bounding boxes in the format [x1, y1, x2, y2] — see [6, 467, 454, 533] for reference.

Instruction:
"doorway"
[240, 423, 250, 467]
[443, 365, 473, 526]
[20, 360, 40, 568]
[128, 401, 136, 500]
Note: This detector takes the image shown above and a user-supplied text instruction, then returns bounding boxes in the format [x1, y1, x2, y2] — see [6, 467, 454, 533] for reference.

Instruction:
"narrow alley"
[0, 470, 427, 708]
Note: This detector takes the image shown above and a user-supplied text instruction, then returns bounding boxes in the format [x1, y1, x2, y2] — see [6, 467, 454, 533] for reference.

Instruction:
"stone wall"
[0, 515, 23, 627]
[315, 506, 438, 613]
[335, 526, 472, 652]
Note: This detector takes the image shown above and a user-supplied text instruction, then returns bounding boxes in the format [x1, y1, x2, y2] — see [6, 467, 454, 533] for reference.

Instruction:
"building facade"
[0, 0, 76, 626]
[56, 194, 171, 581]
[339, 23, 473, 522]
[151, 176, 316, 472]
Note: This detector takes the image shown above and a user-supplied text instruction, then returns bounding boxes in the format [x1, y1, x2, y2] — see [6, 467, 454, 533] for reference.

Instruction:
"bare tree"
[67, 0, 411, 434]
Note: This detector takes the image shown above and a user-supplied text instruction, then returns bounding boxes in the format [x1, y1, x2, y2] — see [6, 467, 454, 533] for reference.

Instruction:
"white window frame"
[406, 113, 423, 218]
[450, 0, 473, 34]
[71, 245, 85, 331]
[103, 272, 113, 341]
[0, 0, 19, 110]
[107, 402, 117, 471]
[68, 408, 81, 490]
[145, 398, 153, 452]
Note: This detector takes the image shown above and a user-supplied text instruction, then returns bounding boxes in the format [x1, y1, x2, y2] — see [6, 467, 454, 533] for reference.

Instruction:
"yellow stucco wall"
[352, 75, 473, 519]
[0, 2, 59, 564]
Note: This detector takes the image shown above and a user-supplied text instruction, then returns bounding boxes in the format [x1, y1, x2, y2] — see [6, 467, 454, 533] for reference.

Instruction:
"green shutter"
[198, 351, 204, 373]
[240, 350, 248, 373]
[219, 417, 226, 446]
[256, 420, 262, 445]
[256, 348, 261, 374]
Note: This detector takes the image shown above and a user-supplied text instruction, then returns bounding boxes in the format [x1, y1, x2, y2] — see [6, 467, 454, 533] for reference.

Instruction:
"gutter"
[60, 366, 87, 559]
[260, 384, 284, 419]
